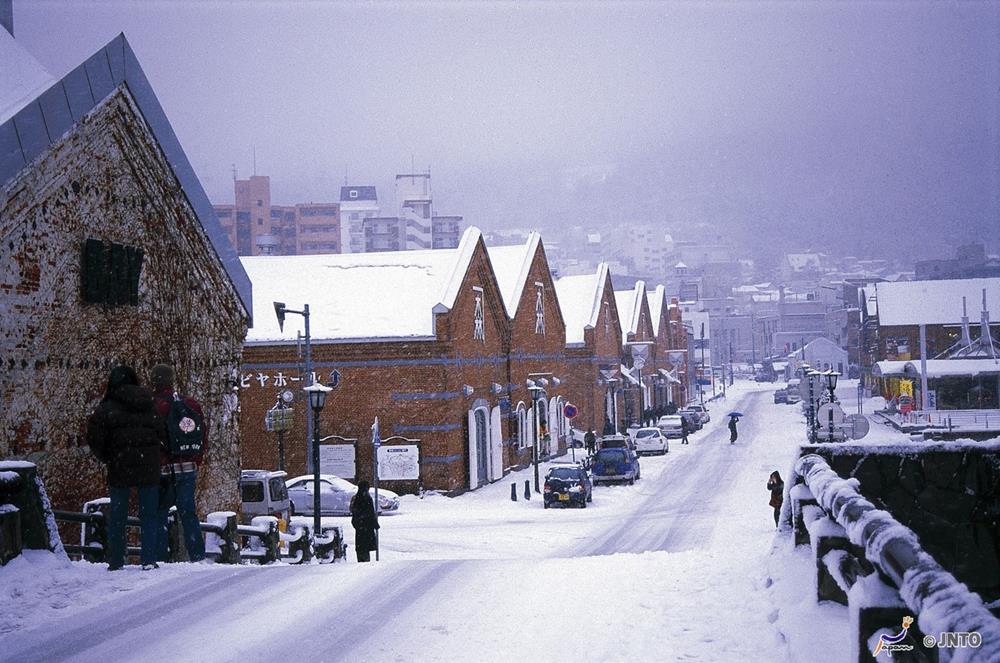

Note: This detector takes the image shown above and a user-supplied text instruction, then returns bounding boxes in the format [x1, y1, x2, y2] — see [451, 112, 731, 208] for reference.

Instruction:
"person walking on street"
[680, 415, 690, 444]
[350, 479, 379, 562]
[767, 471, 784, 528]
[151, 364, 207, 563]
[87, 365, 164, 571]
[584, 428, 596, 456]
[728, 414, 740, 444]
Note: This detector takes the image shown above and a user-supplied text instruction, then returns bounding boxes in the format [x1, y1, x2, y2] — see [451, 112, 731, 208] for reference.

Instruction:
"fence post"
[262, 519, 280, 564]
[510, 483, 517, 501]
[82, 500, 110, 563]
[286, 521, 312, 564]
[205, 512, 241, 564]
[524, 480, 531, 501]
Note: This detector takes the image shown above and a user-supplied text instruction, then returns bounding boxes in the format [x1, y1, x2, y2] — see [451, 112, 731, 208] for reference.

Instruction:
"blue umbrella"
[728, 411, 744, 417]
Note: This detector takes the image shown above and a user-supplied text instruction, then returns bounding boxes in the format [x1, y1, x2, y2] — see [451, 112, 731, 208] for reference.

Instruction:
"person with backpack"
[151, 363, 207, 563]
[87, 365, 164, 571]
[584, 428, 596, 456]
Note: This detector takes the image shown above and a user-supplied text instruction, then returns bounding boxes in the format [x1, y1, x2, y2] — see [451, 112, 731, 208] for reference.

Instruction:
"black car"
[773, 389, 788, 404]
[543, 464, 593, 508]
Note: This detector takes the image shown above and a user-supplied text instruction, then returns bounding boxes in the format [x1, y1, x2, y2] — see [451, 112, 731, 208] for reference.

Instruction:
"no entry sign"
[563, 403, 579, 419]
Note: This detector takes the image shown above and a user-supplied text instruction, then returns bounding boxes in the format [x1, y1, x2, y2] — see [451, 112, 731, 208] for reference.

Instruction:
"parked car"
[633, 427, 670, 454]
[773, 389, 788, 404]
[240, 470, 290, 524]
[599, 433, 635, 451]
[656, 415, 685, 439]
[786, 389, 801, 404]
[285, 474, 400, 516]
[686, 404, 710, 424]
[676, 409, 703, 431]
[543, 463, 593, 508]
[591, 447, 641, 485]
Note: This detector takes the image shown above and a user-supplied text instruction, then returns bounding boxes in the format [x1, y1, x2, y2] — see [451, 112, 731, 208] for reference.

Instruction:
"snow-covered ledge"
[795, 453, 1000, 662]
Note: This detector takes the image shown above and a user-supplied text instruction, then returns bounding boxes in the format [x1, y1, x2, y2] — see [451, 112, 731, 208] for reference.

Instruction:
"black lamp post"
[274, 301, 315, 468]
[824, 370, 840, 442]
[303, 382, 332, 537]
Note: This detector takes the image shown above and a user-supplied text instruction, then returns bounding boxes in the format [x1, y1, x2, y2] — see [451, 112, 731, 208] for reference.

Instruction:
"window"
[81, 238, 143, 306]
[349, 190, 358, 199]
[240, 481, 264, 503]
[516, 402, 527, 449]
[256, 200, 263, 207]
[604, 301, 611, 339]
[268, 478, 288, 501]
[257, 218, 264, 226]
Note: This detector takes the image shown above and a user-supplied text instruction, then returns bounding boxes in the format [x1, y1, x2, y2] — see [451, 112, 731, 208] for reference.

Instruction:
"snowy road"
[3, 382, 861, 662]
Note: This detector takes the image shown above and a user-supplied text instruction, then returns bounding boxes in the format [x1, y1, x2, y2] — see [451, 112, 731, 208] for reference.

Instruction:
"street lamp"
[303, 382, 332, 537]
[527, 380, 547, 493]
[823, 370, 840, 443]
[274, 301, 315, 469]
[264, 389, 294, 471]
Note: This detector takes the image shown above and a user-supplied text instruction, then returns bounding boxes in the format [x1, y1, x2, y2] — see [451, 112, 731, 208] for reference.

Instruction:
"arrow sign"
[563, 403, 579, 419]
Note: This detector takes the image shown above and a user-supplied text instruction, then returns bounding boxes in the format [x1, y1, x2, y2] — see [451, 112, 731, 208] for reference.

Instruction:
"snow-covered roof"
[339, 186, 376, 202]
[586, 232, 601, 244]
[554, 263, 609, 346]
[614, 281, 646, 337]
[786, 253, 822, 272]
[486, 232, 539, 318]
[647, 285, 666, 337]
[873, 360, 908, 378]
[0, 28, 55, 125]
[875, 278, 1000, 326]
[898, 358, 1000, 379]
[243, 227, 482, 343]
[0, 33, 252, 322]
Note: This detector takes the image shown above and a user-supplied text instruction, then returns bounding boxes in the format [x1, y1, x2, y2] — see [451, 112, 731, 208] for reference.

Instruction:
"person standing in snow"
[767, 471, 784, 528]
[150, 363, 207, 563]
[728, 414, 740, 444]
[87, 365, 165, 571]
[350, 479, 379, 562]
[680, 415, 690, 444]
[584, 428, 596, 456]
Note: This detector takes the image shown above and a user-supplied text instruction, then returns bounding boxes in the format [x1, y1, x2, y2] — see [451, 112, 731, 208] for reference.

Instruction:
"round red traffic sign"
[563, 403, 579, 419]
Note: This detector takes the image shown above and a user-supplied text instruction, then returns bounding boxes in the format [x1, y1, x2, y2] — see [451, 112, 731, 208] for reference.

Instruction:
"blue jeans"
[107, 484, 159, 568]
[157, 470, 205, 562]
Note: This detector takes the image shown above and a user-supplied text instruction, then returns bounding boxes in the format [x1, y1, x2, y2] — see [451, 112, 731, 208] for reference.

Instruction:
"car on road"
[599, 433, 635, 451]
[286, 474, 400, 516]
[633, 426, 670, 454]
[786, 389, 801, 404]
[656, 415, 685, 439]
[240, 469, 290, 523]
[685, 404, 710, 424]
[543, 464, 593, 508]
[591, 447, 641, 485]
[773, 389, 788, 404]
[676, 409, 703, 431]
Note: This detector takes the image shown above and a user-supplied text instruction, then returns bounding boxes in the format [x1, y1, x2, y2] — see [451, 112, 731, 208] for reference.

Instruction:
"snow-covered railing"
[882, 409, 1000, 434]
[793, 453, 1000, 662]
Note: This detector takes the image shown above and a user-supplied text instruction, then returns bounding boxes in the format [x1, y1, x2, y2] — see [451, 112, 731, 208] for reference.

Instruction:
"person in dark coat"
[680, 415, 690, 445]
[350, 479, 379, 562]
[767, 471, 784, 528]
[87, 365, 165, 570]
[728, 414, 740, 444]
[584, 429, 596, 456]
[602, 418, 615, 436]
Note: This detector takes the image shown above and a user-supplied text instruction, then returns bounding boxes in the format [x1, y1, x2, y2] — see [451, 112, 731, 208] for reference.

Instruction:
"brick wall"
[0, 90, 247, 519]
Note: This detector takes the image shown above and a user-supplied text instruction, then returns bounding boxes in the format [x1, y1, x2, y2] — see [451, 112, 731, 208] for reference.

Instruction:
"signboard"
[926, 389, 937, 411]
[846, 414, 870, 440]
[318, 443, 355, 479]
[264, 406, 294, 432]
[899, 380, 913, 398]
[377, 445, 420, 481]
[563, 403, 579, 419]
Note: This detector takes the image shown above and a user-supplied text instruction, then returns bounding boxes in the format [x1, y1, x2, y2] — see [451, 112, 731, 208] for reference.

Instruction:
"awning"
[901, 358, 1000, 379]
[873, 360, 908, 378]
[658, 368, 681, 384]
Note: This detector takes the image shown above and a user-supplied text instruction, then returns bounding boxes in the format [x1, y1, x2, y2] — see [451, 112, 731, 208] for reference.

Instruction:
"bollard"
[510, 482, 517, 502]
[524, 480, 531, 501]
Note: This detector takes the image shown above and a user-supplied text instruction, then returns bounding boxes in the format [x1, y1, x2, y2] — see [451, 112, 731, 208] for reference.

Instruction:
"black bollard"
[524, 479, 531, 500]
[510, 482, 517, 502]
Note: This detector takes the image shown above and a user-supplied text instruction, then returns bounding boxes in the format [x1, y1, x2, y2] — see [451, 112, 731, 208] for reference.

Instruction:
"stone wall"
[799, 441, 1000, 602]
[0, 89, 247, 519]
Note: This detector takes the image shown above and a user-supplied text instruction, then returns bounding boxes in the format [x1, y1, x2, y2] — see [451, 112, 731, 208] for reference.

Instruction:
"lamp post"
[265, 390, 294, 471]
[527, 380, 547, 494]
[700, 322, 706, 407]
[824, 370, 840, 442]
[274, 301, 315, 469]
[303, 382, 332, 538]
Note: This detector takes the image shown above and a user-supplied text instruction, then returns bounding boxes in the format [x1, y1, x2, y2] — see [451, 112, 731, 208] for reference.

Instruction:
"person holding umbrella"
[728, 412, 742, 444]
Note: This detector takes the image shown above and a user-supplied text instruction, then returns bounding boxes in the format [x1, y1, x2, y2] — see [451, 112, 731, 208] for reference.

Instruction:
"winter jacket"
[152, 386, 208, 466]
[350, 492, 379, 552]
[767, 478, 784, 508]
[87, 384, 166, 487]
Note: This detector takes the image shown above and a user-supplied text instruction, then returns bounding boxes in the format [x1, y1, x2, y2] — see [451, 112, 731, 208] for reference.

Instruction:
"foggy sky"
[13, 1, 1000, 260]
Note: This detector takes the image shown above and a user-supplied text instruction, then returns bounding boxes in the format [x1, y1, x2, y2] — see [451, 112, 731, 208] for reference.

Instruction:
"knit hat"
[151, 363, 174, 389]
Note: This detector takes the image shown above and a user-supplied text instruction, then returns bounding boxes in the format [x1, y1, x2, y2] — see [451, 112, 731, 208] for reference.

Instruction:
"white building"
[339, 185, 380, 253]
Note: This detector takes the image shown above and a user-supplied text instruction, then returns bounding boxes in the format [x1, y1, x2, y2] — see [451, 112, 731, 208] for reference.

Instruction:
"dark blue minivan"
[591, 447, 641, 485]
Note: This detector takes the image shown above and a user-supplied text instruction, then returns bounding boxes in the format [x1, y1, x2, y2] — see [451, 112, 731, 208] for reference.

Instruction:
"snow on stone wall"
[0, 88, 247, 519]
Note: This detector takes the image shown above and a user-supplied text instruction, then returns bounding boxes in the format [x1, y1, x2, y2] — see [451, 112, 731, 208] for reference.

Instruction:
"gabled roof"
[0, 33, 252, 321]
[0, 28, 54, 124]
[554, 262, 611, 346]
[242, 226, 483, 343]
[614, 280, 646, 337]
[875, 278, 1000, 327]
[647, 284, 666, 337]
[486, 232, 540, 318]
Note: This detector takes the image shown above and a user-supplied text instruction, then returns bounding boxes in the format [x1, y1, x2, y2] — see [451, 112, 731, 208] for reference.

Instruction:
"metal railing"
[790, 454, 1000, 662]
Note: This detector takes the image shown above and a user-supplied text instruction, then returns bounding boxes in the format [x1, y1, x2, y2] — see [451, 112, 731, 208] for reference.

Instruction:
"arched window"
[516, 401, 527, 449]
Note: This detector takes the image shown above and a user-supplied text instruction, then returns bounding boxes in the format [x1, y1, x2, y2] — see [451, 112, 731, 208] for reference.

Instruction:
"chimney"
[1, 0, 13, 37]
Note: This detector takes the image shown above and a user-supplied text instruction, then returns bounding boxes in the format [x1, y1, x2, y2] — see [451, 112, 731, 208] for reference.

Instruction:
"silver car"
[286, 474, 400, 516]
